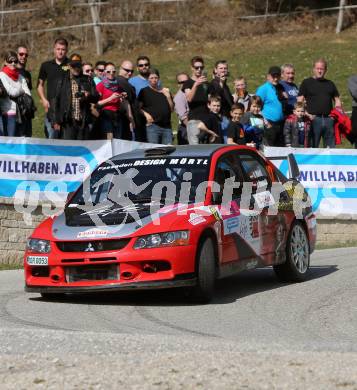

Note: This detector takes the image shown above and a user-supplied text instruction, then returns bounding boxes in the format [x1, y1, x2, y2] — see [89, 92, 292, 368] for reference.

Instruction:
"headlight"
[26, 239, 51, 253]
[133, 231, 189, 249]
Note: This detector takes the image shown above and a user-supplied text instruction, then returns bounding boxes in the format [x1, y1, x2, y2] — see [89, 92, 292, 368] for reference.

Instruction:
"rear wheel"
[273, 222, 310, 282]
[188, 237, 216, 303]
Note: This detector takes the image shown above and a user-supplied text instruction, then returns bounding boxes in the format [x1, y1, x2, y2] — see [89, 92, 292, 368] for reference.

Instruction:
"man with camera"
[49, 58, 99, 140]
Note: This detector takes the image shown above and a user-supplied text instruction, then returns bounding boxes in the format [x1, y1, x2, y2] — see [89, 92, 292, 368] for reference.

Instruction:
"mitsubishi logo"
[84, 243, 95, 252]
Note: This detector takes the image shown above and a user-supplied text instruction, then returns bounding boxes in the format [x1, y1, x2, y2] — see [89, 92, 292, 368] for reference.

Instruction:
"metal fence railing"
[0, 2, 356, 53]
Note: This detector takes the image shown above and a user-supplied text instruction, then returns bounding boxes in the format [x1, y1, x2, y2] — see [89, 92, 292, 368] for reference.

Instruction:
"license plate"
[27, 256, 48, 266]
[66, 264, 119, 283]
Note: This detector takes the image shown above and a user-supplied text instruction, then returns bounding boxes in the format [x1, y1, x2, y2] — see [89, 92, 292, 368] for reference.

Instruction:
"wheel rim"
[290, 224, 309, 273]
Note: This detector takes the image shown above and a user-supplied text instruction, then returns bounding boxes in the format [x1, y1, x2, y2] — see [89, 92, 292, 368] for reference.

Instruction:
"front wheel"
[188, 237, 217, 303]
[273, 222, 310, 282]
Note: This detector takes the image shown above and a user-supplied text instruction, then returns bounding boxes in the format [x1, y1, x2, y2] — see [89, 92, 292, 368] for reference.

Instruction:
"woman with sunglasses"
[96, 62, 124, 140]
[0, 51, 31, 136]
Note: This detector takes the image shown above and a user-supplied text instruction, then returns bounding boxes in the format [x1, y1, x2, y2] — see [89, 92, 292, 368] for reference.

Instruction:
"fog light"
[50, 266, 64, 283]
[121, 271, 134, 280]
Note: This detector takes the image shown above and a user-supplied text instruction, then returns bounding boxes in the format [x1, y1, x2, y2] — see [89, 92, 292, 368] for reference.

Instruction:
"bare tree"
[264, 0, 269, 21]
[89, 0, 103, 55]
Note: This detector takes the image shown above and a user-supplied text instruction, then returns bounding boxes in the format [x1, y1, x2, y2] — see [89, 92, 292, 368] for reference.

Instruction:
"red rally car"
[24, 145, 317, 302]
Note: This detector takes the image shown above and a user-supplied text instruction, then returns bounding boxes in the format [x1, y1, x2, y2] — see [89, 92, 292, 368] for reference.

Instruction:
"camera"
[75, 91, 85, 98]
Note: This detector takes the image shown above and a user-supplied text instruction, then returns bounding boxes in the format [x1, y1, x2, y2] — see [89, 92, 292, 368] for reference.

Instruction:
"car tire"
[273, 221, 310, 282]
[188, 237, 216, 303]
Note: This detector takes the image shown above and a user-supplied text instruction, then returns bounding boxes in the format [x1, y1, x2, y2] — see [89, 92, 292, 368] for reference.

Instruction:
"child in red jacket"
[283, 102, 311, 147]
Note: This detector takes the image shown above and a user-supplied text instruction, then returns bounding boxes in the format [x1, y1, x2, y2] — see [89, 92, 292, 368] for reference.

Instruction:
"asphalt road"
[1, 247, 357, 389]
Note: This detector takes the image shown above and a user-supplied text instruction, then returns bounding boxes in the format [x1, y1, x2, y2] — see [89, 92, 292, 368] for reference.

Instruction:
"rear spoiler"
[267, 153, 300, 180]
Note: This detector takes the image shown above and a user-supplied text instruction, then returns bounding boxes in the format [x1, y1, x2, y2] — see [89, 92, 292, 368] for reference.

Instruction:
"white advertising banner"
[264, 146, 357, 217]
[0, 136, 112, 199]
[2, 138, 355, 218]
[0, 137, 160, 202]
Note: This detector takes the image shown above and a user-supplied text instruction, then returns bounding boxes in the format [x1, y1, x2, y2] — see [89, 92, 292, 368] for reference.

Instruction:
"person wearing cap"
[37, 37, 69, 138]
[0, 50, 31, 136]
[49, 57, 99, 140]
[256, 66, 286, 146]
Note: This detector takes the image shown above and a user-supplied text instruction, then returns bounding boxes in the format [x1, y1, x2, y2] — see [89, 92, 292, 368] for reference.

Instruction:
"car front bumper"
[25, 274, 197, 294]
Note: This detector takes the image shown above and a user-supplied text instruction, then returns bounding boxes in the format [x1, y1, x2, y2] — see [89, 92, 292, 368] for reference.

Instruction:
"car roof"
[110, 144, 229, 162]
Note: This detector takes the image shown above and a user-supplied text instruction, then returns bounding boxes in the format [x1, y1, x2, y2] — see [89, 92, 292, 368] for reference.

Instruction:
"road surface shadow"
[30, 265, 338, 306]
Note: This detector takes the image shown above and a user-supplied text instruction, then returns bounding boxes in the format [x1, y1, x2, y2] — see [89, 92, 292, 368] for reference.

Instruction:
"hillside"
[0, 1, 356, 145]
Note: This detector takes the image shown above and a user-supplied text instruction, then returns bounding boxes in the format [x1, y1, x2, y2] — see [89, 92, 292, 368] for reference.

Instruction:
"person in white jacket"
[0, 51, 31, 136]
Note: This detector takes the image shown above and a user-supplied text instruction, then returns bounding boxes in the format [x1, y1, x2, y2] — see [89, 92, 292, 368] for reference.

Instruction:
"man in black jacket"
[49, 60, 99, 140]
[117, 60, 136, 140]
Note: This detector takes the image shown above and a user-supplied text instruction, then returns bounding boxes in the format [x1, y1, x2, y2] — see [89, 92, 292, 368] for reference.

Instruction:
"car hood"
[51, 202, 211, 241]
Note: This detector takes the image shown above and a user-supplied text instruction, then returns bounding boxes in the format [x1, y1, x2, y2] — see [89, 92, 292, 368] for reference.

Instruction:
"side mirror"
[66, 191, 75, 204]
[287, 153, 300, 180]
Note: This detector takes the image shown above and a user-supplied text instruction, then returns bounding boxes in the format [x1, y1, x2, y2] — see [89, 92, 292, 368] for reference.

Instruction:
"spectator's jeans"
[187, 120, 201, 145]
[146, 124, 172, 145]
[62, 121, 89, 140]
[45, 116, 60, 139]
[263, 120, 284, 146]
[3, 115, 17, 137]
[17, 120, 32, 137]
[177, 124, 188, 145]
[221, 115, 230, 144]
[312, 116, 335, 148]
[0, 115, 3, 136]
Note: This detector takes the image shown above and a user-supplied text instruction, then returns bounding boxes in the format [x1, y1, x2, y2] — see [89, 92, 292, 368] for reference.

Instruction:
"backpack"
[0, 78, 7, 98]
[16, 93, 37, 120]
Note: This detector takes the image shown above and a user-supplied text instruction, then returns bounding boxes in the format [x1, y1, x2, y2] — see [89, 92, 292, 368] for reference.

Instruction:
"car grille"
[56, 239, 130, 252]
[61, 257, 117, 263]
[66, 264, 119, 282]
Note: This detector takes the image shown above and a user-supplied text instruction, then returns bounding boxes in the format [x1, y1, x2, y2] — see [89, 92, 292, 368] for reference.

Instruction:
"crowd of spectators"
[0, 37, 356, 149]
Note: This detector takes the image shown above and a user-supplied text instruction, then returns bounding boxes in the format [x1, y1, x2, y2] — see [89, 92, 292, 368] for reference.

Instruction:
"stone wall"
[315, 218, 357, 246]
[0, 199, 46, 266]
[1, 199, 357, 266]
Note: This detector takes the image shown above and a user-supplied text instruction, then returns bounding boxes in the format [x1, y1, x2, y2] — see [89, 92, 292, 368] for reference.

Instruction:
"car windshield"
[68, 157, 210, 206]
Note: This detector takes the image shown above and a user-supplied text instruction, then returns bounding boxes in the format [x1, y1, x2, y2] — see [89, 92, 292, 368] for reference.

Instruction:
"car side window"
[238, 152, 270, 188]
[214, 154, 243, 201]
